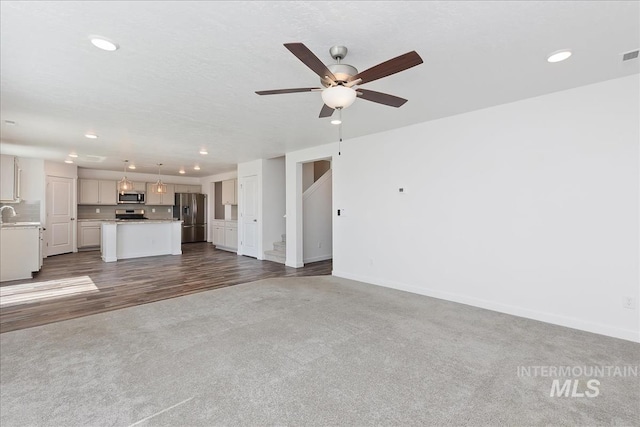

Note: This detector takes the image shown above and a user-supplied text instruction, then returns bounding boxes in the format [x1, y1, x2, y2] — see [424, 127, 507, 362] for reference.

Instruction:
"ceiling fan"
[255, 43, 423, 118]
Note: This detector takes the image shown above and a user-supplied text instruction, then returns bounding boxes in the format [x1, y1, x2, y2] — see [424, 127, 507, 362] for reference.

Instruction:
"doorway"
[46, 176, 75, 256]
[302, 160, 333, 263]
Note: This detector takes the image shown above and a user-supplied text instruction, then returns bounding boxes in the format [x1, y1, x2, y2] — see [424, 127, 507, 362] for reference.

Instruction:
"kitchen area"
[0, 154, 239, 282]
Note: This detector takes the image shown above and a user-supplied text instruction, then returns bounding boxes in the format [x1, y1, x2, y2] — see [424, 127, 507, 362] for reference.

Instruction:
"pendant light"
[118, 160, 133, 195]
[154, 163, 167, 194]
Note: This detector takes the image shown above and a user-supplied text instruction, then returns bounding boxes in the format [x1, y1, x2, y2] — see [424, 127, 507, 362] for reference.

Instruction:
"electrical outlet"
[622, 297, 636, 310]
[95, 208, 100, 213]
[317, 241, 321, 248]
[167, 208, 171, 212]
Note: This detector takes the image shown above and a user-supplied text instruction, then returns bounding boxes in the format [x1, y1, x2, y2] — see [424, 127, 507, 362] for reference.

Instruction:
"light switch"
[95, 208, 100, 213]
[152, 208, 156, 213]
[167, 208, 171, 212]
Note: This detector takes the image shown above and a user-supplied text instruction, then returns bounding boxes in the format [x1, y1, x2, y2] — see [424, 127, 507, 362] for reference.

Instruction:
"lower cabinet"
[212, 219, 237, 252]
[78, 221, 103, 250]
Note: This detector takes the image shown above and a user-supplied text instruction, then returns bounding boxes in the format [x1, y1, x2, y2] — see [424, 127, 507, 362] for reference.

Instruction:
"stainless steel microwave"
[118, 192, 145, 204]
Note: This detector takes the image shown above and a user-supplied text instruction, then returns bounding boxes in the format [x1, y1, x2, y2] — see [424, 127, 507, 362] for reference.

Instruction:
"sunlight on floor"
[0, 276, 99, 307]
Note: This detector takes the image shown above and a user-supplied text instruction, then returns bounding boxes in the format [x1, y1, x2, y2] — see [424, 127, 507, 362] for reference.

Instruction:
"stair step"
[273, 241, 286, 251]
[264, 250, 285, 264]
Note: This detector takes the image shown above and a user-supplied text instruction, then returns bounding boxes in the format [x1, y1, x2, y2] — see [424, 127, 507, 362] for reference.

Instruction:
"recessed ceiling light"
[64, 159, 74, 164]
[84, 133, 98, 139]
[179, 169, 186, 174]
[199, 149, 208, 155]
[194, 165, 201, 171]
[128, 164, 136, 170]
[69, 153, 78, 158]
[547, 50, 572, 63]
[90, 36, 119, 52]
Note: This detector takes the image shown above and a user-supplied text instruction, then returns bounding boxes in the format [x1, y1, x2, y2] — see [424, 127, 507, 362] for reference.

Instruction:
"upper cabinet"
[0, 155, 21, 202]
[78, 179, 117, 205]
[146, 183, 175, 205]
[131, 182, 147, 192]
[221, 179, 237, 205]
[174, 184, 202, 193]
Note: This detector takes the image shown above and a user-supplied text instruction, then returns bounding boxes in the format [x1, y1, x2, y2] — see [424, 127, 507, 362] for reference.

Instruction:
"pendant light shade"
[118, 160, 133, 195]
[155, 163, 167, 194]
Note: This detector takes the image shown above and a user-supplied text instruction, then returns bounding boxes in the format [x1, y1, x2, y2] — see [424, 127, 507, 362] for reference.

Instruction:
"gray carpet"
[0, 276, 638, 426]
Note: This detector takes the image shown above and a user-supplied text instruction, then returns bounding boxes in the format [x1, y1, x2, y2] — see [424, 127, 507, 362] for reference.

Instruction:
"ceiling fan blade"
[284, 43, 336, 83]
[319, 104, 335, 118]
[349, 51, 423, 85]
[356, 89, 408, 107]
[255, 87, 321, 95]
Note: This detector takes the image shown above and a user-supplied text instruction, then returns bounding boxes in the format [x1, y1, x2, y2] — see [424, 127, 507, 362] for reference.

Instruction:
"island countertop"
[101, 220, 182, 262]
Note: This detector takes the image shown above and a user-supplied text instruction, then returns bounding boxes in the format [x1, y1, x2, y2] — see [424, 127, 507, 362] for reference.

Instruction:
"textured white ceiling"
[1, 1, 638, 177]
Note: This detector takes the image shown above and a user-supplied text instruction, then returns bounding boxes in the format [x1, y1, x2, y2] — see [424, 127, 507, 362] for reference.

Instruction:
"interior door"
[47, 176, 74, 256]
[241, 175, 258, 258]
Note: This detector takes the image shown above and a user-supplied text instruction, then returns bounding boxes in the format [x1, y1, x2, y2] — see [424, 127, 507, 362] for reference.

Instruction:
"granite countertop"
[78, 219, 180, 223]
[107, 219, 183, 224]
[1, 222, 42, 229]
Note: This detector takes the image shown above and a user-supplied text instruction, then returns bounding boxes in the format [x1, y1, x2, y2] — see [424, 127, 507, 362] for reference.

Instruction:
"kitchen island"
[101, 220, 182, 263]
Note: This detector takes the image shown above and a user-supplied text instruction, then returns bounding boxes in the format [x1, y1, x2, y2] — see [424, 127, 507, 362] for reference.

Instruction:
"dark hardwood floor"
[0, 243, 332, 334]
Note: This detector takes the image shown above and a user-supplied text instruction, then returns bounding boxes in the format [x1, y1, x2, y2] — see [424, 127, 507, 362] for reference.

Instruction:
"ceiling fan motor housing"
[322, 63, 358, 87]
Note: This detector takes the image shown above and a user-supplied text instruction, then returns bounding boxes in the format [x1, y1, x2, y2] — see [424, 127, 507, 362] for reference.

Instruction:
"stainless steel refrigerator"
[174, 193, 207, 243]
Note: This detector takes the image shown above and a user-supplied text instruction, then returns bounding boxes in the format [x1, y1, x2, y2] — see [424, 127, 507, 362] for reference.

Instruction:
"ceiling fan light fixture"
[321, 85, 357, 109]
[331, 108, 343, 125]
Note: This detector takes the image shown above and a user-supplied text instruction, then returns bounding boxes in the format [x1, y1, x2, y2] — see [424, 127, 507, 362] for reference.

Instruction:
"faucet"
[0, 205, 17, 225]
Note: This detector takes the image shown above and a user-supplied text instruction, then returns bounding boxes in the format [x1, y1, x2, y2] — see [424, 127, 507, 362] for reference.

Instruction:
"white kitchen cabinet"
[175, 184, 202, 193]
[132, 182, 147, 192]
[225, 224, 238, 250]
[212, 219, 237, 251]
[0, 155, 21, 202]
[78, 221, 103, 249]
[78, 179, 117, 205]
[212, 220, 225, 245]
[0, 225, 41, 282]
[146, 183, 175, 205]
[221, 179, 237, 205]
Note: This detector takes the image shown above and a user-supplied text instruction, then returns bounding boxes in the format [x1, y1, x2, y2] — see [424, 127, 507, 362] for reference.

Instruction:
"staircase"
[264, 234, 286, 264]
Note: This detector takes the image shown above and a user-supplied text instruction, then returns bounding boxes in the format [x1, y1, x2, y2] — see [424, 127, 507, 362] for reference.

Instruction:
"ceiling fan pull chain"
[338, 119, 343, 156]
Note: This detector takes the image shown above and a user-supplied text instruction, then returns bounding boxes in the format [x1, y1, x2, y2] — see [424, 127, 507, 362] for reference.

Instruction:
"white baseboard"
[331, 270, 640, 343]
[303, 254, 332, 263]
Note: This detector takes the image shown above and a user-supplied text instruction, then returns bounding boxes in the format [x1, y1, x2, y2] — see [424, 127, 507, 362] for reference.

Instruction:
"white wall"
[302, 162, 314, 192]
[303, 169, 332, 263]
[330, 75, 639, 342]
[262, 157, 286, 255]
